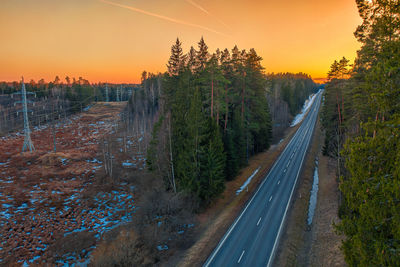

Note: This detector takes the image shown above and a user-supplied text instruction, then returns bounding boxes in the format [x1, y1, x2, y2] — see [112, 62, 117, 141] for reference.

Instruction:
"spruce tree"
[195, 37, 209, 73]
[186, 46, 197, 72]
[167, 38, 186, 76]
[198, 118, 226, 203]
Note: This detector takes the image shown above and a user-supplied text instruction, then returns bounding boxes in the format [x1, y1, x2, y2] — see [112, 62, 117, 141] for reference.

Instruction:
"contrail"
[185, 0, 231, 31]
[185, 0, 209, 15]
[99, 0, 228, 37]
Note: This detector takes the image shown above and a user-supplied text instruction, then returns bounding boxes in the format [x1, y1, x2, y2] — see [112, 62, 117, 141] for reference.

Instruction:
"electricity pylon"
[105, 83, 109, 102]
[18, 77, 35, 152]
[116, 86, 121, 102]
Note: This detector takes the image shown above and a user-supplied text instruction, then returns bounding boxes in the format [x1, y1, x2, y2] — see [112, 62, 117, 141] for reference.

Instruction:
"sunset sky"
[0, 0, 362, 83]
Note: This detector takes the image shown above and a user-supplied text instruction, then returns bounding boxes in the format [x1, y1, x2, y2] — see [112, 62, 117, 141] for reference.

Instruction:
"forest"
[146, 38, 273, 206]
[321, 0, 400, 265]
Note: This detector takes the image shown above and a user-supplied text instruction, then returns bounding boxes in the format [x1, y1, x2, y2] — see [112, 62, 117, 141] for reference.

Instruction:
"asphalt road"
[204, 91, 323, 267]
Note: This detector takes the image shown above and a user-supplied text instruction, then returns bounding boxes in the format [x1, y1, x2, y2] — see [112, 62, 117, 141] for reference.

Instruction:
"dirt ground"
[176, 125, 300, 267]
[0, 103, 144, 266]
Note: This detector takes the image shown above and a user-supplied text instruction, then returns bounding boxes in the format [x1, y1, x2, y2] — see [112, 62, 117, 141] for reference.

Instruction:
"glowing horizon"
[0, 0, 361, 84]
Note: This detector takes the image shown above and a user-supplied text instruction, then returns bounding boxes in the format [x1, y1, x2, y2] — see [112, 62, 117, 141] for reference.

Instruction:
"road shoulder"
[274, 117, 346, 266]
[176, 126, 299, 267]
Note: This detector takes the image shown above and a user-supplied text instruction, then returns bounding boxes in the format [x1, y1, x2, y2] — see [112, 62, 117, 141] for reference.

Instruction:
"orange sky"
[0, 0, 361, 84]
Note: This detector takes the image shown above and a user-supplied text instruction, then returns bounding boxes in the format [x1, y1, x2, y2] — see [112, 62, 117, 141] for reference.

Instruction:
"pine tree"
[220, 48, 232, 132]
[338, 118, 400, 266]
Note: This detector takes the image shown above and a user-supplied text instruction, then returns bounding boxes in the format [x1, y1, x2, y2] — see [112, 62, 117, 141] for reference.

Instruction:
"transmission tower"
[105, 83, 109, 102]
[15, 77, 35, 153]
[116, 86, 121, 102]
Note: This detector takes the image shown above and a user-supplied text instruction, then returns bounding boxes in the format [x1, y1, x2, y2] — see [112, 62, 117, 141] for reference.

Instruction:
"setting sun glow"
[0, 0, 361, 83]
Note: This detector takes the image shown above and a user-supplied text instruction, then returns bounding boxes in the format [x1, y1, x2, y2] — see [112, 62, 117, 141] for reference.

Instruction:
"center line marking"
[278, 180, 280, 185]
[284, 169, 286, 173]
[238, 250, 245, 263]
[257, 217, 262, 226]
[269, 196, 273, 202]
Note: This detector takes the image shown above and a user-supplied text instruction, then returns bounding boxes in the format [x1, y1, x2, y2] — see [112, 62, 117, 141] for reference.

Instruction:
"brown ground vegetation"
[307, 155, 346, 267]
[0, 103, 142, 266]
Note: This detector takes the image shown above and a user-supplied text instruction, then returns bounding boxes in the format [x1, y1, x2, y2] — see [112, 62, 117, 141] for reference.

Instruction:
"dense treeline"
[147, 38, 272, 206]
[267, 73, 317, 116]
[321, 0, 400, 265]
[266, 73, 318, 139]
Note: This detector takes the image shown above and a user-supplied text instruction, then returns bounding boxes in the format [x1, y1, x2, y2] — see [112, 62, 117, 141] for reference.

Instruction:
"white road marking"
[290, 153, 294, 159]
[257, 217, 262, 226]
[238, 250, 245, 263]
[269, 196, 273, 202]
[204, 94, 322, 267]
[278, 180, 280, 185]
[284, 169, 286, 173]
[286, 161, 290, 168]
[267, 94, 321, 267]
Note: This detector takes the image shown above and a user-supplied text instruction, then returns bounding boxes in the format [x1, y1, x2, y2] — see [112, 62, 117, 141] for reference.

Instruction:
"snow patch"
[122, 161, 135, 168]
[236, 167, 261, 195]
[307, 160, 319, 225]
[157, 245, 169, 251]
[290, 90, 321, 127]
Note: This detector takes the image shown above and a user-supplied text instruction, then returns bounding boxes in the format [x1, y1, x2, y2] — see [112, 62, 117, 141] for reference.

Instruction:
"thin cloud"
[185, 0, 231, 30]
[99, 0, 228, 37]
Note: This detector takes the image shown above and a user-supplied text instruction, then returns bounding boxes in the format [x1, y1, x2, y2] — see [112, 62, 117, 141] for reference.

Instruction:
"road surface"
[204, 91, 323, 267]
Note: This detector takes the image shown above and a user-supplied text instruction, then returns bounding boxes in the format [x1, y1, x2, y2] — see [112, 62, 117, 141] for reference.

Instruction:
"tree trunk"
[211, 74, 214, 118]
[373, 110, 379, 138]
[216, 82, 219, 124]
[224, 85, 228, 132]
[336, 92, 342, 134]
[242, 75, 245, 121]
[168, 113, 176, 193]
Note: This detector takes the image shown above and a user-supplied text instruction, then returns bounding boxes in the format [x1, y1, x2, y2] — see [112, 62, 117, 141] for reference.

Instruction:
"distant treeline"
[0, 77, 136, 134]
[266, 73, 318, 139]
[321, 1, 400, 265]
[267, 73, 318, 116]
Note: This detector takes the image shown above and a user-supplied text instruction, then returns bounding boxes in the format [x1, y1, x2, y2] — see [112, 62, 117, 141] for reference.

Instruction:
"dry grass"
[308, 155, 346, 267]
[0, 103, 132, 265]
[90, 230, 156, 267]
